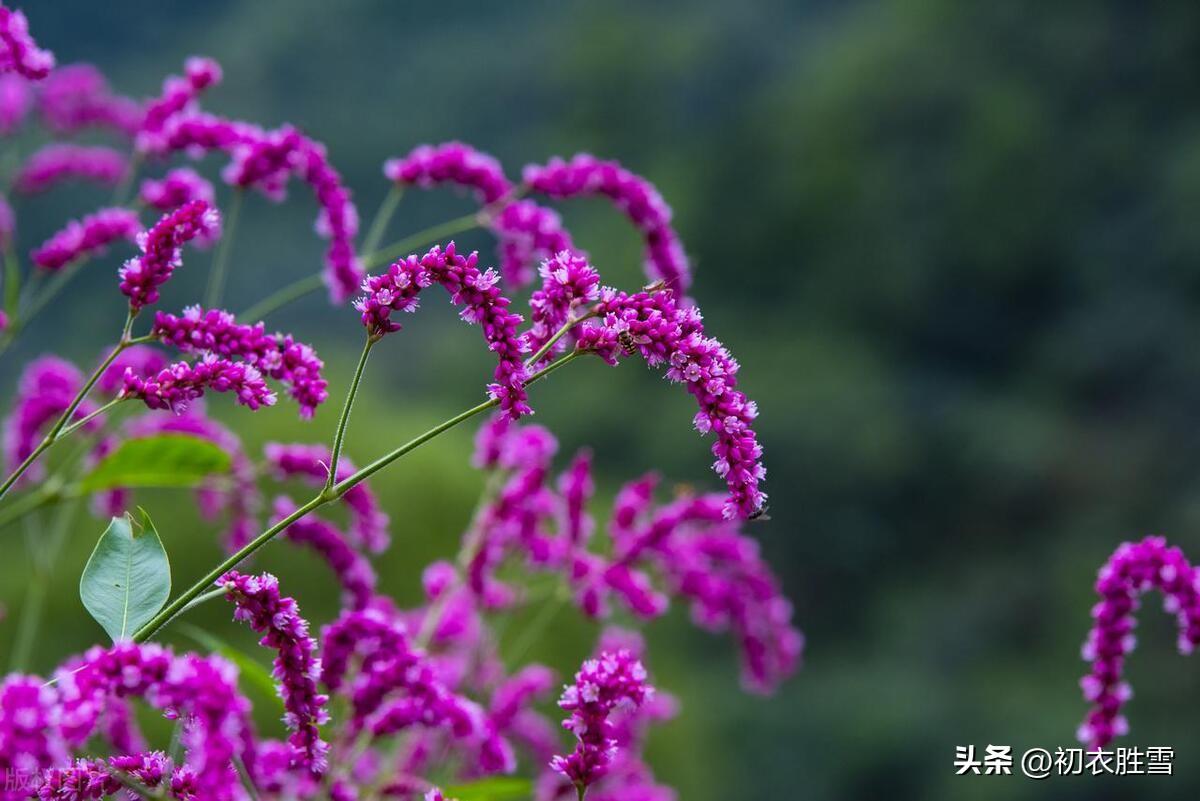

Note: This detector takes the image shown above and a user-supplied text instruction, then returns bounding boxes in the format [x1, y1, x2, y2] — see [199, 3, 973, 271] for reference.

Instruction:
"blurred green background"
[3, 0, 1200, 798]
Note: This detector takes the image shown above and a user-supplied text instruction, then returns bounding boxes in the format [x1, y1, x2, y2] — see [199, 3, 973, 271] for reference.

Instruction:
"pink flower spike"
[1077, 536, 1200, 750]
[0, 5, 54, 80]
[13, 143, 128, 194]
[0, 73, 30, 133]
[384, 141, 512, 205]
[136, 56, 222, 153]
[120, 355, 277, 414]
[524, 154, 691, 293]
[118, 199, 219, 311]
[38, 63, 141, 136]
[31, 206, 140, 271]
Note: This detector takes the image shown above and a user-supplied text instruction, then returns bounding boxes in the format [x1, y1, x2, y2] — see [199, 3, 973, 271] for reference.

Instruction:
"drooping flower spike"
[271, 496, 377, 610]
[526, 250, 601, 365]
[0, 4, 54, 80]
[12, 143, 127, 194]
[264, 442, 389, 552]
[140, 167, 216, 209]
[356, 242, 531, 418]
[1077, 536, 1200, 750]
[151, 306, 329, 418]
[524, 154, 691, 294]
[118, 199, 220, 311]
[550, 649, 653, 792]
[135, 55, 221, 153]
[492, 198, 579, 288]
[38, 63, 141, 137]
[31, 206, 140, 271]
[384, 141, 513, 205]
[576, 286, 766, 519]
[119, 355, 276, 413]
[219, 571, 331, 775]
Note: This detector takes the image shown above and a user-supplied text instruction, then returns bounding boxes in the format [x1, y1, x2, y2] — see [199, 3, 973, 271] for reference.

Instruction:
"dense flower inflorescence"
[38, 63, 141, 137]
[492, 199, 579, 288]
[0, 676, 66, 801]
[31, 207, 140, 271]
[0, 74, 26, 133]
[273, 497, 376, 609]
[136, 56, 221, 153]
[13, 144, 127, 194]
[550, 649, 653, 791]
[576, 287, 766, 519]
[140, 167, 215, 209]
[118, 199, 219, 310]
[0, 5, 53, 80]
[524, 154, 690, 294]
[2, 356, 97, 483]
[120, 355, 276, 413]
[220, 571, 331, 775]
[526, 250, 601, 363]
[384, 141, 512, 205]
[152, 305, 328, 417]
[356, 242, 531, 417]
[1077, 536, 1200, 750]
[296, 135, 363, 302]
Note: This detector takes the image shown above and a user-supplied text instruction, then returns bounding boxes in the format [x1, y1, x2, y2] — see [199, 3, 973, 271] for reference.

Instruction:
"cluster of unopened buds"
[0, 5, 794, 800]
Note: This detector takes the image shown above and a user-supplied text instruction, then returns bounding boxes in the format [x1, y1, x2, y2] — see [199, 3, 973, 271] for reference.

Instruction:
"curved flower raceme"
[31, 207, 140, 271]
[220, 571, 330, 776]
[1077, 536, 1200, 750]
[120, 355, 276, 413]
[135, 56, 221, 153]
[576, 286, 766, 519]
[385, 141, 513, 205]
[118, 199, 219, 311]
[271, 497, 376, 610]
[2, 356, 98, 483]
[152, 306, 328, 418]
[13, 143, 127, 194]
[524, 154, 690, 294]
[264, 442, 389, 553]
[0, 5, 53, 81]
[38, 63, 141, 136]
[296, 134, 362, 302]
[550, 649, 653, 792]
[356, 242, 531, 418]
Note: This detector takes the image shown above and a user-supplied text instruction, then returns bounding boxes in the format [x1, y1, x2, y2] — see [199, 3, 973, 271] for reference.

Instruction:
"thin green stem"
[0, 480, 61, 531]
[134, 349, 586, 643]
[9, 499, 78, 671]
[20, 257, 88, 329]
[112, 151, 143, 206]
[60, 396, 126, 438]
[504, 592, 567, 665]
[324, 336, 375, 495]
[0, 309, 137, 500]
[205, 188, 244, 307]
[364, 211, 481, 269]
[362, 186, 403, 256]
[238, 272, 325, 321]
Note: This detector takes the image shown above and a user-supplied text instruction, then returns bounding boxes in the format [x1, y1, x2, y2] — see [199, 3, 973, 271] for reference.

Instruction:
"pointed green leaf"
[442, 777, 534, 801]
[79, 510, 171, 642]
[78, 434, 232, 492]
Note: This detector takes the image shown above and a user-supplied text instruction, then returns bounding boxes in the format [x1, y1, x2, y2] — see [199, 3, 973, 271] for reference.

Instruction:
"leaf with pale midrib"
[79, 510, 171, 642]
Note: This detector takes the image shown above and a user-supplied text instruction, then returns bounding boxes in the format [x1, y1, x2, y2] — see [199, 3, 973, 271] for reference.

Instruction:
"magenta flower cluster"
[31, 207, 140, 271]
[120, 355, 276, 413]
[3, 356, 97, 482]
[219, 571, 331, 775]
[1077, 536, 1200, 750]
[0, 4, 53, 80]
[38, 63, 140, 137]
[356, 242, 532, 417]
[118, 199, 220, 311]
[12, 144, 127, 194]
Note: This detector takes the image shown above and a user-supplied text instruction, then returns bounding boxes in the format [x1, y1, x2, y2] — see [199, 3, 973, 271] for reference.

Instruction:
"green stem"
[0, 480, 62, 531]
[9, 500, 78, 671]
[362, 186, 403, 256]
[364, 211, 480, 269]
[205, 189, 244, 308]
[0, 310, 137, 500]
[112, 151, 143, 207]
[503, 592, 566, 665]
[133, 349, 586, 643]
[324, 336, 375, 495]
[59, 397, 126, 438]
[238, 272, 325, 321]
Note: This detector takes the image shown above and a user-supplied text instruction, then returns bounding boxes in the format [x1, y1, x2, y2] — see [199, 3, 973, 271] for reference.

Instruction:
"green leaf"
[78, 434, 232, 492]
[79, 510, 171, 642]
[442, 777, 534, 801]
[175, 622, 285, 713]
